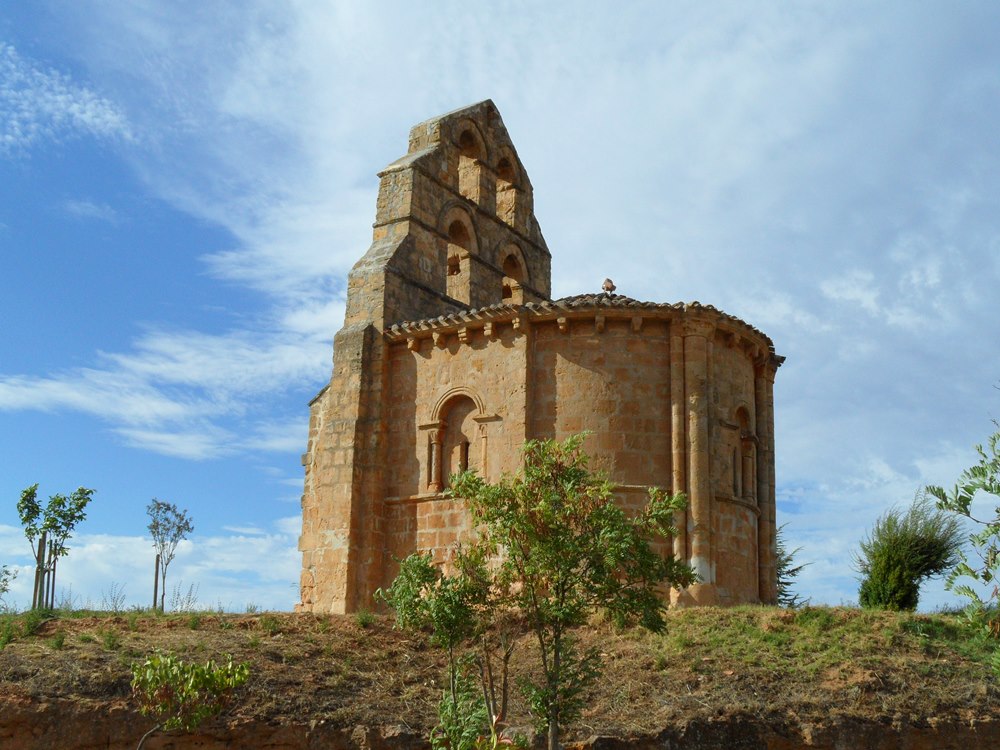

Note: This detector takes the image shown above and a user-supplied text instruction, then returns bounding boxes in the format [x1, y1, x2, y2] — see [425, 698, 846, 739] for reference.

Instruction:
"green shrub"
[354, 609, 376, 629]
[855, 494, 964, 611]
[0, 619, 15, 649]
[131, 652, 250, 742]
[100, 628, 121, 650]
[21, 608, 53, 636]
[259, 614, 280, 636]
[49, 630, 66, 650]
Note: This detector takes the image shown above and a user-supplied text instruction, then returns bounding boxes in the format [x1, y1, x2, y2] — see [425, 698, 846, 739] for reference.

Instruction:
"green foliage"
[430, 663, 490, 750]
[21, 608, 53, 636]
[259, 614, 281, 636]
[17, 484, 94, 556]
[17, 484, 95, 609]
[100, 627, 121, 650]
[0, 618, 15, 649]
[354, 609, 376, 629]
[0, 564, 15, 601]
[49, 630, 66, 650]
[854, 493, 964, 611]
[130, 652, 250, 734]
[147, 499, 194, 612]
[187, 614, 202, 631]
[450, 433, 697, 750]
[927, 428, 1000, 637]
[776, 524, 809, 607]
[378, 549, 494, 749]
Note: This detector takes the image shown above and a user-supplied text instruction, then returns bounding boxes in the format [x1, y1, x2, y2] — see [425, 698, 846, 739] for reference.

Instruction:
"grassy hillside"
[0, 606, 997, 740]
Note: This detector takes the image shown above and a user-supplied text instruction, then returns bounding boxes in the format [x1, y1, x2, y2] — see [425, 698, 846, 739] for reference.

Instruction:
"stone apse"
[296, 100, 784, 614]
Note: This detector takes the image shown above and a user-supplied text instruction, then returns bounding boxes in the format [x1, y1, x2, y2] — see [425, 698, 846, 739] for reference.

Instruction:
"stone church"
[296, 101, 783, 614]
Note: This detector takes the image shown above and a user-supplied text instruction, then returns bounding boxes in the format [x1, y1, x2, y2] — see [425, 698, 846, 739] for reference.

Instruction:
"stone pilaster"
[681, 317, 716, 605]
[755, 358, 779, 604]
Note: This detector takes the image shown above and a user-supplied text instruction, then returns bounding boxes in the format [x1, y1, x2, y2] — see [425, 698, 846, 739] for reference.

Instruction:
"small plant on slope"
[130, 652, 249, 749]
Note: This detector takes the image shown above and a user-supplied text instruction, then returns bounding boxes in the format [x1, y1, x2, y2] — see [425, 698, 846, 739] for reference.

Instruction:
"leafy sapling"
[147, 500, 194, 612]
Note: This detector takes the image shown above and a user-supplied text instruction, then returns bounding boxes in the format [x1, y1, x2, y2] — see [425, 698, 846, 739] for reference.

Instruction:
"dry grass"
[0, 606, 997, 740]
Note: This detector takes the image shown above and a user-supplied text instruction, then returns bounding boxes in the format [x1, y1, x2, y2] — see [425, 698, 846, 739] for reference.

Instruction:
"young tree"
[450, 433, 696, 750]
[147, 500, 194, 612]
[854, 492, 964, 611]
[927, 426, 1000, 629]
[379, 549, 496, 750]
[776, 524, 809, 608]
[17, 484, 95, 610]
[0, 564, 15, 605]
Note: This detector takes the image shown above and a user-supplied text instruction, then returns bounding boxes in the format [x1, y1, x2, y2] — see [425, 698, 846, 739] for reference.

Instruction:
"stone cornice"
[384, 292, 782, 362]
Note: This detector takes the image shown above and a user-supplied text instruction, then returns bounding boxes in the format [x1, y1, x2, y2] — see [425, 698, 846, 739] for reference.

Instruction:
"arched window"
[501, 251, 525, 304]
[496, 156, 517, 226]
[428, 395, 479, 492]
[446, 219, 472, 304]
[458, 128, 484, 204]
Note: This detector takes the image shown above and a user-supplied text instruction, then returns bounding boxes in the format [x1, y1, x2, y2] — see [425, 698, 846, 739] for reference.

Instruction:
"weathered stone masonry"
[297, 100, 784, 614]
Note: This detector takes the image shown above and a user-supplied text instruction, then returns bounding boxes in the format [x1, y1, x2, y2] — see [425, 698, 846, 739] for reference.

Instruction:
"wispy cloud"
[63, 199, 121, 224]
[0, 42, 132, 156]
[0, 325, 330, 459]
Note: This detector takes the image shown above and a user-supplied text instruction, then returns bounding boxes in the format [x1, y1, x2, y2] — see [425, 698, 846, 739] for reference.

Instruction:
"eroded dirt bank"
[2, 696, 999, 750]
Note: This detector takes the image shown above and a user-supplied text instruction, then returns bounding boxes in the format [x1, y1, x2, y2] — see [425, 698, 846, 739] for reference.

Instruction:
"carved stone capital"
[676, 316, 716, 340]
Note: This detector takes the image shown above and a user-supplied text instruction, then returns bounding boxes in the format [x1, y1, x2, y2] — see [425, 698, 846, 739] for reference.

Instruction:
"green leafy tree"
[379, 548, 507, 750]
[854, 492, 964, 611]
[0, 564, 15, 605]
[131, 652, 249, 749]
[450, 433, 696, 750]
[927, 427, 1000, 632]
[17, 484, 95, 610]
[776, 524, 809, 608]
[147, 499, 194, 612]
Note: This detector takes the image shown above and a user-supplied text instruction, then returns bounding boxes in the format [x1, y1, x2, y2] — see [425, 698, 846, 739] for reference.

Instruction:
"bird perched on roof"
[602, 278, 616, 294]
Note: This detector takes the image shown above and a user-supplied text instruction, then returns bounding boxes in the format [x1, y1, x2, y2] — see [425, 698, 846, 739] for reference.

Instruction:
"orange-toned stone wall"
[297, 101, 782, 614]
[529, 316, 672, 486]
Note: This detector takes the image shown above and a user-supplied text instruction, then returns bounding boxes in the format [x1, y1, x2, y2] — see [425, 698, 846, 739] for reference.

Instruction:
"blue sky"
[1, 2, 999, 612]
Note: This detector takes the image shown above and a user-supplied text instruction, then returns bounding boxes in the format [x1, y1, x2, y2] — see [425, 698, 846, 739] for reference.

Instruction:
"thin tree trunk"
[31, 534, 45, 610]
[549, 632, 561, 750]
[160, 565, 166, 613]
[136, 723, 161, 750]
[48, 551, 57, 609]
[152, 554, 160, 611]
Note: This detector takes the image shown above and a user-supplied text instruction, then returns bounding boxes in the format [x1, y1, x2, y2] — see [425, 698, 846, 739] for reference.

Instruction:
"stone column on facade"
[682, 317, 716, 605]
[755, 359, 779, 604]
[669, 329, 687, 565]
[429, 427, 444, 493]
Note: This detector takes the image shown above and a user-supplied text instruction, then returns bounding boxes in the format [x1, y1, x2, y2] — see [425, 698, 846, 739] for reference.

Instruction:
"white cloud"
[63, 199, 121, 224]
[0, 42, 132, 156]
[0, 519, 300, 612]
[820, 270, 881, 316]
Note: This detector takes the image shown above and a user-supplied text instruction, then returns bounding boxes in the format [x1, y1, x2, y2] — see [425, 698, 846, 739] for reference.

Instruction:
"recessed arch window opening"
[496, 156, 518, 226]
[736, 407, 756, 503]
[458, 128, 484, 204]
[501, 252, 526, 303]
[446, 219, 473, 304]
[429, 395, 479, 492]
